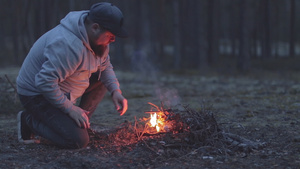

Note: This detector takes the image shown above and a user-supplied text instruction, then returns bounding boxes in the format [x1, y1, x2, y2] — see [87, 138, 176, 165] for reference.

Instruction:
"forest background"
[1, 1, 300, 168]
[0, 0, 299, 73]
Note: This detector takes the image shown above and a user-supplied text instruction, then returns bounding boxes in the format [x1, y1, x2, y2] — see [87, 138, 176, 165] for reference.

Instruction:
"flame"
[149, 112, 160, 132]
[143, 102, 180, 134]
[146, 102, 168, 132]
[149, 112, 162, 132]
[150, 113, 157, 127]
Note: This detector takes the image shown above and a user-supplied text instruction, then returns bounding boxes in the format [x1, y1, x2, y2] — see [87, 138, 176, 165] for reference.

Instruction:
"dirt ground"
[0, 67, 300, 169]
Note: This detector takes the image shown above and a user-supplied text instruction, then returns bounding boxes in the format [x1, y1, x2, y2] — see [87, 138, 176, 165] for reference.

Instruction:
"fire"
[149, 113, 157, 127]
[145, 102, 169, 133]
[149, 112, 161, 132]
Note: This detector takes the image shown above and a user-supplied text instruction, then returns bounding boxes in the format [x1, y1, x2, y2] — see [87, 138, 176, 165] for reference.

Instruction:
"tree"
[289, 0, 296, 58]
[261, 0, 271, 58]
[206, 0, 219, 66]
[173, 0, 181, 70]
[237, 0, 251, 71]
[196, 0, 208, 70]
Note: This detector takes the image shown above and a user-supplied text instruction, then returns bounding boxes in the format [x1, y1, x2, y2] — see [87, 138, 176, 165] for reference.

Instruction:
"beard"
[91, 44, 108, 58]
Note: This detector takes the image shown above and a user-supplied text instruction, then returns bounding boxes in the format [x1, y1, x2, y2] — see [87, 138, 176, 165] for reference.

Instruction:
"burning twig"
[144, 111, 159, 114]
[148, 102, 161, 111]
[134, 116, 149, 140]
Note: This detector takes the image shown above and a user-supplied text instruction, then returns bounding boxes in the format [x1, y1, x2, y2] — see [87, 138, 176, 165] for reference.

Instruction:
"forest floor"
[0, 66, 300, 169]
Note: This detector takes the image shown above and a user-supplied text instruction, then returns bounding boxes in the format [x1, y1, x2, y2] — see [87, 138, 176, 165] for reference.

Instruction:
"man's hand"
[112, 90, 128, 116]
[68, 106, 90, 129]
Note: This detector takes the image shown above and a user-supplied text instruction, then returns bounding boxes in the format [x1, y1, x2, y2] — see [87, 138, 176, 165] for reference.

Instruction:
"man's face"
[94, 30, 116, 46]
[88, 23, 116, 56]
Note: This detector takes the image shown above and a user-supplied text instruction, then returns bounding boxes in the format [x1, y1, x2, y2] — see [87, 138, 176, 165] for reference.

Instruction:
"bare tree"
[197, 0, 208, 70]
[261, 0, 271, 58]
[289, 0, 296, 58]
[207, 0, 214, 65]
[10, 0, 31, 65]
[173, 0, 181, 70]
[237, 0, 251, 72]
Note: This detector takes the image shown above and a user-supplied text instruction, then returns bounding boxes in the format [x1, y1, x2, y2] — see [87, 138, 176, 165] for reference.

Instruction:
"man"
[16, 2, 128, 149]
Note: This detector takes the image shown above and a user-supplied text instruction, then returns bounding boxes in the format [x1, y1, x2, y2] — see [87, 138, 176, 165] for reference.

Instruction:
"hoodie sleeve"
[100, 54, 121, 94]
[35, 38, 81, 114]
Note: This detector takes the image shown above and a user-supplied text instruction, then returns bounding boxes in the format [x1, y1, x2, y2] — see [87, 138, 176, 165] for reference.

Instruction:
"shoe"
[17, 111, 37, 144]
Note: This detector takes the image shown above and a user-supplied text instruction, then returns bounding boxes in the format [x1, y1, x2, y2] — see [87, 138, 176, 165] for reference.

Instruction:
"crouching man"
[16, 2, 128, 149]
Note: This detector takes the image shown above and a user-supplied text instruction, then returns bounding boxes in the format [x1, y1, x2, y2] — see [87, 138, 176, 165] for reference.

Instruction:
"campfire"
[89, 102, 266, 157]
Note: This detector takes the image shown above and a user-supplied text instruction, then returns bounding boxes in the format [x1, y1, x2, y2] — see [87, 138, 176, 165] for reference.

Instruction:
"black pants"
[19, 73, 107, 149]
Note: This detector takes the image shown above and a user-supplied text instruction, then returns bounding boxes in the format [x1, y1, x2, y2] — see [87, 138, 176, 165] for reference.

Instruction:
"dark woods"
[0, 0, 298, 72]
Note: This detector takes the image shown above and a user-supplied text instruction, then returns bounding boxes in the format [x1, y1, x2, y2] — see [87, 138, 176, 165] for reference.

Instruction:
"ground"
[0, 67, 300, 169]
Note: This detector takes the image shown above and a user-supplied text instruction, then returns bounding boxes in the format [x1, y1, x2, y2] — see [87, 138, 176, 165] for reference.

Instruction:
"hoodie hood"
[60, 11, 92, 51]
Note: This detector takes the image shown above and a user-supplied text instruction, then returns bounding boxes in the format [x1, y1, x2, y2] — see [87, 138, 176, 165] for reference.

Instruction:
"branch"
[5, 74, 17, 93]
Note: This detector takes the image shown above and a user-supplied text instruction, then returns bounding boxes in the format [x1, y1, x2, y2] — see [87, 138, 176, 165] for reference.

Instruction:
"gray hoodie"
[17, 11, 120, 114]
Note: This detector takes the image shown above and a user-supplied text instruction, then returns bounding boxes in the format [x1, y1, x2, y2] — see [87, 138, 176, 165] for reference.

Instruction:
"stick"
[148, 102, 161, 111]
[5, 74, 17, 92]
[142, 139, 157, 154]
[144, 111, 159, 114]
[142, 132, 167, 136]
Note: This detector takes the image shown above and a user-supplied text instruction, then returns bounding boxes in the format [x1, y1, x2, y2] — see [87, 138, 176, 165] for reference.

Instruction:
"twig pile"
[89, 103, 266, 157]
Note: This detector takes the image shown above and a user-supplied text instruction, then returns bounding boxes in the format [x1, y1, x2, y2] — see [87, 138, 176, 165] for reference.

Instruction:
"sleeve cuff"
[111, 89, 122, 96]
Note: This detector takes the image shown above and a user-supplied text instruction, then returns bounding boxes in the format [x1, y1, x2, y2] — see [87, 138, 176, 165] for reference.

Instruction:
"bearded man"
[16, 2, 128, 149]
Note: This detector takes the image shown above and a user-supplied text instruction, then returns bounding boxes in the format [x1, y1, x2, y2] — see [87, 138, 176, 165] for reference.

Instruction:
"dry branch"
[222, 132, 267, 152]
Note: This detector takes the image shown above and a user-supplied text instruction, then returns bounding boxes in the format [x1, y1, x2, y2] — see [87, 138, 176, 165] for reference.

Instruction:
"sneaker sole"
[17, 111, 23, 142]
[17, 111, 40, 144]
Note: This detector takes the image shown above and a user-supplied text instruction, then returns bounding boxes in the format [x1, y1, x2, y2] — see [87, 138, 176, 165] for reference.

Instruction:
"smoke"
[154, 86, 181, 109]
[130, 49, 182, 109]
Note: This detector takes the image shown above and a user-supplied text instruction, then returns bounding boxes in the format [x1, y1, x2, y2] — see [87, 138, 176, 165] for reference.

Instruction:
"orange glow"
[146, 102, 169, 133]
[149, 112, 163, 132]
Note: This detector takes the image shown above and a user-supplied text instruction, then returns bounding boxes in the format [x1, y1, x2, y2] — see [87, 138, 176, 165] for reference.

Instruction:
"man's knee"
[67, 133, 89, 149]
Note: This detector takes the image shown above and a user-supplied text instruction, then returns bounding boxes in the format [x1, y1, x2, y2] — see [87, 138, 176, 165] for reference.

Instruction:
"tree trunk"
[237, 0, 250, 72]
[261, 0, 271, 58]
[206, 0, 215, 65]
[197, 0, 208, 70]
[289, 0, 295, 58]
[173, 0, 181, 70]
